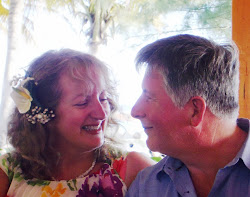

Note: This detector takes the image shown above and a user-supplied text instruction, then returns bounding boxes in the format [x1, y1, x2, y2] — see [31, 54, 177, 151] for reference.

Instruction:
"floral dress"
[0, 153, 127, 197]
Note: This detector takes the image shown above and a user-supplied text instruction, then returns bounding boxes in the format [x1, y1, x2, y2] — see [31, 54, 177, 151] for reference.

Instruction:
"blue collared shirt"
[126, 118, 250, 197]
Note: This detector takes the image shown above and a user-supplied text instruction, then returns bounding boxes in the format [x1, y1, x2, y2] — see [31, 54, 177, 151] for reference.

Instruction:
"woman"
[0, 49, 155, 196]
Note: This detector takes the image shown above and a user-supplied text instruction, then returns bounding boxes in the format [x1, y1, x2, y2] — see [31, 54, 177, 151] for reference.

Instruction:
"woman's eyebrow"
[72, 93, 88, 101]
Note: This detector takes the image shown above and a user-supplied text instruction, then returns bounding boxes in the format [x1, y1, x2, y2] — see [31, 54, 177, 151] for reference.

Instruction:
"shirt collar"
[227, 118, 250, 169]
[156, 156, 185, 180]
[236, 118, 250, 169]
[155, 156, 171, 180]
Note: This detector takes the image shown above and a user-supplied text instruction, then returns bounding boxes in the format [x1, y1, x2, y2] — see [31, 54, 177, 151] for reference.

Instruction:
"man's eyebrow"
[143, 89, 154, 96]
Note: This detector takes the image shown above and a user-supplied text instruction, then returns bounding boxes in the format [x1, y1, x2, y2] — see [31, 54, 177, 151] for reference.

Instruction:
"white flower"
[10, 77, 34, 114]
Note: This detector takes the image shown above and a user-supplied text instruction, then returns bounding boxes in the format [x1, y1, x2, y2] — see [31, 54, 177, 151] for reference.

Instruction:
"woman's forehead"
[60, 67, 107, 94]
[72, 64, 105, 79]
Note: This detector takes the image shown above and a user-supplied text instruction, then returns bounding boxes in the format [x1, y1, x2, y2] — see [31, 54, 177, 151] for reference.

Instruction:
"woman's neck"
[52, 150, 96, 180]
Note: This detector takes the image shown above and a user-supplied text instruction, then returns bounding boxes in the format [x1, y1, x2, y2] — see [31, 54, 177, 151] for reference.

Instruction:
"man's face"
[131, 68, 189, 155]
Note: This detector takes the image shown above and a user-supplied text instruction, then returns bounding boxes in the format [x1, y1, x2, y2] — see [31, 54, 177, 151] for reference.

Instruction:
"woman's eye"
[75, 100, 88, 107]
[75, 102, 87, 106]
[100, 98, 108, 103]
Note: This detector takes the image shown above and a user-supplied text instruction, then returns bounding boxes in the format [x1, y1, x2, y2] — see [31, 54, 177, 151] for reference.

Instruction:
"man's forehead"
[144, 67, 162, 79]
[142, 69, 166, 92]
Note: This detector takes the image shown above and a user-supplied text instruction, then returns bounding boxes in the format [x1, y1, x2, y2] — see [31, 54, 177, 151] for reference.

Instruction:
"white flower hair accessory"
[25, 107, 55, 124]
[10, 76, 35, 114]
[10, 75, 55, 124]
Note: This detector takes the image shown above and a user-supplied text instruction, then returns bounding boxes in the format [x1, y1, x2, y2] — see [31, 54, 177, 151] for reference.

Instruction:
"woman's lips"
[81, 124, 103, 134]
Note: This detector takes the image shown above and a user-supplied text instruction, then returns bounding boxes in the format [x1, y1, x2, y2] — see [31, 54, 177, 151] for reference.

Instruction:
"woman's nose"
[91, 101, 107, 120]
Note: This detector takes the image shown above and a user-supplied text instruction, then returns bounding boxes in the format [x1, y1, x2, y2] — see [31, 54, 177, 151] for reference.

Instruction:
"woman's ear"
[189, 96, 206, 126]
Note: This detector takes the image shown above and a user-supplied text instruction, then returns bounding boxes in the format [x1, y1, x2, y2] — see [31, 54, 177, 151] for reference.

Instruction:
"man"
[126, 34, 250, 197]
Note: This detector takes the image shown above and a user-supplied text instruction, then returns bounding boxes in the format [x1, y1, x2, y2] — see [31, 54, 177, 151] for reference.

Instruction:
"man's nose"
[131, 98, 146, 119]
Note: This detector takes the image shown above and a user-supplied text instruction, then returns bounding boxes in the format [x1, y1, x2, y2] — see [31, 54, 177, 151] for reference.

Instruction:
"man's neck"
[189, 119, 245, 166]
[188, 168, 217, 197]
[182, 118, 247, 197]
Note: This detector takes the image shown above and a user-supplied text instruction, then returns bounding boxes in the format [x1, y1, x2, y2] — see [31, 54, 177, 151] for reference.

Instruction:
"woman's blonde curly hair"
[8, 49, 123, 179]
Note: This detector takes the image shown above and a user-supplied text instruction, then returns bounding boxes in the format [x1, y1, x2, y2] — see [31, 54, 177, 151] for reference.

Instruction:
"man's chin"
[146, 139, 159, 153]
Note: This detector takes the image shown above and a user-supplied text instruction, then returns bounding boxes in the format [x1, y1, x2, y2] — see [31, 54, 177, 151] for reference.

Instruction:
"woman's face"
[51, 67, 111, 153]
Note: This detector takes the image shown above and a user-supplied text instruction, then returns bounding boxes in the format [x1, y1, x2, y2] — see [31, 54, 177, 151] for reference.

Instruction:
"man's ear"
[189, 96, 206, 126]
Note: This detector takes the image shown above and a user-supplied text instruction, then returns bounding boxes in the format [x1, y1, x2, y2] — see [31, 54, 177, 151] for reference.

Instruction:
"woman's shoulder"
[119, 151, 156, 188]
[0, 152, 21, 179]
[0, 152, 18, 169]
[127, 151, 156, 171]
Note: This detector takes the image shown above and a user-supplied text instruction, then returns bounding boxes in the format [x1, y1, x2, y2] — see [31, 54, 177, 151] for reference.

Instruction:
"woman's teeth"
[82, 125, 101, 131]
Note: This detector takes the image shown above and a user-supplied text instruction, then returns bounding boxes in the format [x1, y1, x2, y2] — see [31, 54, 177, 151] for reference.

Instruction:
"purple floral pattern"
[0, 153, 127, 197]
[77, 164, 125, 197]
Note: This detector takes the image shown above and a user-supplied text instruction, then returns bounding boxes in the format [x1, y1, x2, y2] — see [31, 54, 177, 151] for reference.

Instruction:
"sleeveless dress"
[0, 152, 127, 197]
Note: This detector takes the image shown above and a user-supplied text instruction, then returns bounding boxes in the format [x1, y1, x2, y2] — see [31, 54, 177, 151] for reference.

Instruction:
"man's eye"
[145, 96, 153, 102]
[142, 92, 153, 102]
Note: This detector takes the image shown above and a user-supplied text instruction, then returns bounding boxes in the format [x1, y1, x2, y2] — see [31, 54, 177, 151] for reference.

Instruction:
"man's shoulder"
[126, 156, 172, 196]
[137, 156, 169, 178]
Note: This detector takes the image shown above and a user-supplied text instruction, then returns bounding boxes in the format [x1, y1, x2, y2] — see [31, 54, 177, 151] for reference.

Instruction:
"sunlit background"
[0, 0, 232, 155]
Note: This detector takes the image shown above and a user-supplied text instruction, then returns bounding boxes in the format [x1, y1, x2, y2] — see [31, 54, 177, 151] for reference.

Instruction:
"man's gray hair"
[135, 34, 240, 119]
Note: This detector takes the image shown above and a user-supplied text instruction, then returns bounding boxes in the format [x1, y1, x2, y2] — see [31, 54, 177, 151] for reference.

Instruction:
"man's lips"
[143, 126, 153, 131]
[142, 127, 153, 135]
